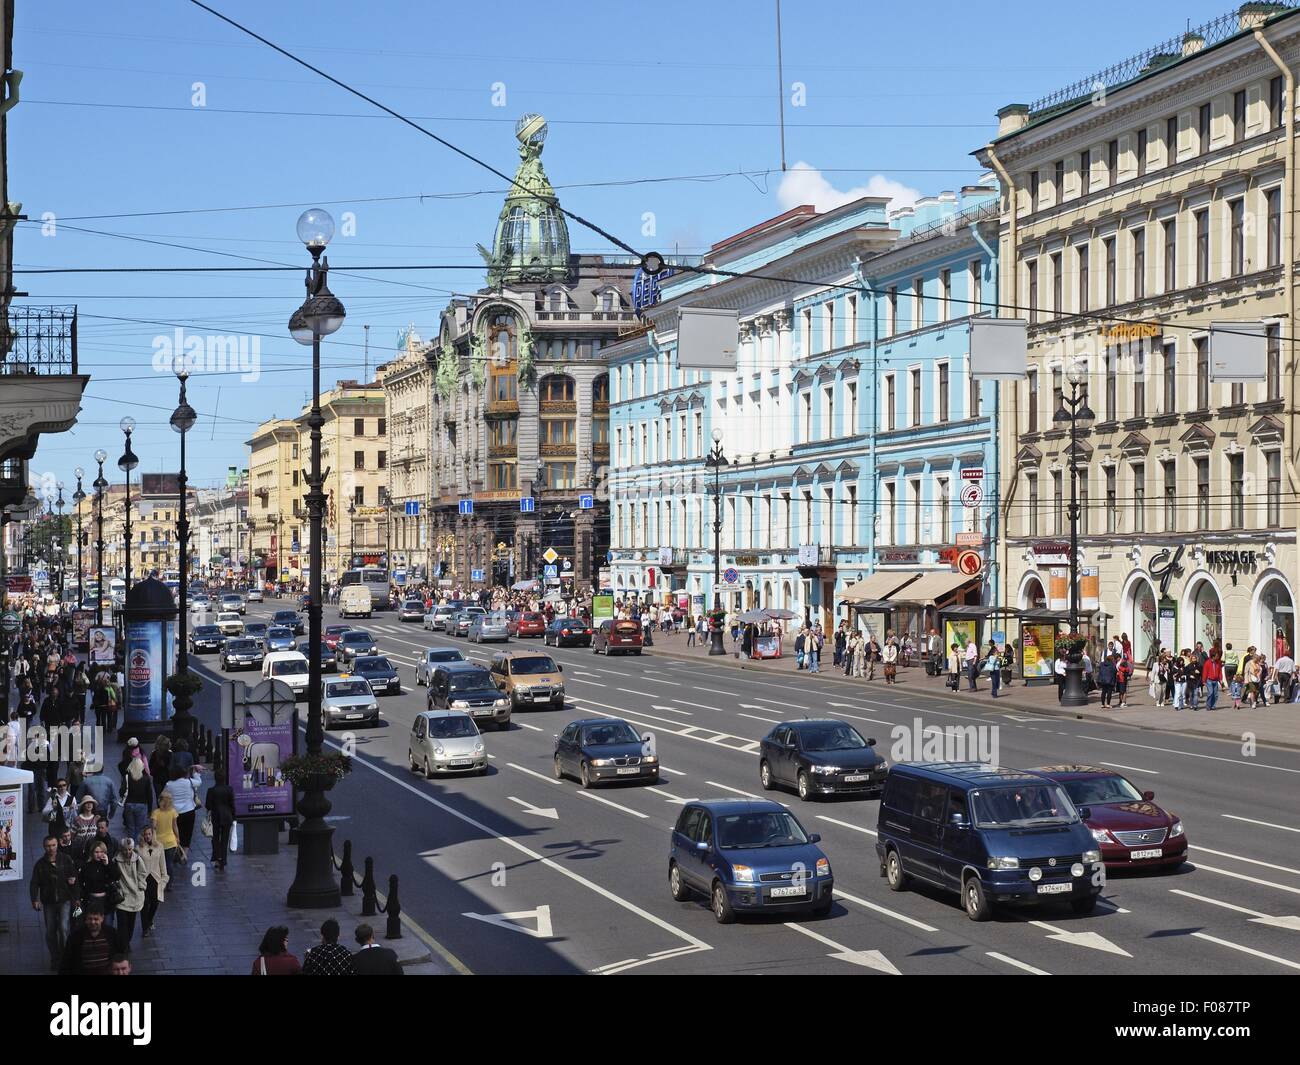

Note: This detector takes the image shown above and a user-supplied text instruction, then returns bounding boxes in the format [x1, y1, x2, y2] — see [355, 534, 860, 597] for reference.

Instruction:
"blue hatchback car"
[669, 799, 834, 923]
[875, 762, 1104, 921]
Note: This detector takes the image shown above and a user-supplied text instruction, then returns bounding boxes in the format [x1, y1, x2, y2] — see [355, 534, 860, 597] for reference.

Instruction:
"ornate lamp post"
[347, 500, 356, 570]
[286, 207, 346, 908]
[1053, 358, 1096, 707]
[72, 469, 86, 606]
[93, 450, 107, 626]
[54, 482, 65, 602]
[118, 417, 138, 595]
[170, 366, 198, 741]
[705, 427, 729, 656]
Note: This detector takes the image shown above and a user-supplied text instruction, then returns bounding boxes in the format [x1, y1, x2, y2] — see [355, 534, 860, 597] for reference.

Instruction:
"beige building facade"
[377, 329, 433, 578]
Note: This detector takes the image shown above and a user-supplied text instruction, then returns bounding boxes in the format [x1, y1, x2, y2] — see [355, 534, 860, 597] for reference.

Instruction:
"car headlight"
[732, 864, 755, 883]
[1169, 820, 1184, 838]
[815, 857, 830, 878]
[1091, 828, 1113, 844]
[367, 703, 378, 711]
[987, 856, 1019, 870]
[450, 699, 469, 708]
[642, 754, 658, 764]
[590, 758, 613, 767]
[1082, 849, 1102, 864]
[494, 698, 509, 707]
[1028, 866, 1042, 882]
[433, 745, 445, 756]
[811, 765, 839, 775]
[474, 742, 485, 753]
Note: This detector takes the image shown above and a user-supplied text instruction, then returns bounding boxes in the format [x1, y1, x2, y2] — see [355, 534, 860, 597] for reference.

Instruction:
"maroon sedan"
[1034, 765, 1187, 871]
[516, 611, 547, 638]
[593, 618, 644, 655]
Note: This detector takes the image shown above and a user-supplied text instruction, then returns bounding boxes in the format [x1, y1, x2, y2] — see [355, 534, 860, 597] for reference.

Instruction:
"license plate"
[1130, 847, 1163, 860]
[843, 774, 868, 783]
[615, 767, 640, 775]
[530, 693, 545, 701]
[769, 886, 807, 898]
[471, 709, 492, 716]
[346, 713, 362, 720]
[449, 759, 473, 767]
[1036, 883, 1072, 894]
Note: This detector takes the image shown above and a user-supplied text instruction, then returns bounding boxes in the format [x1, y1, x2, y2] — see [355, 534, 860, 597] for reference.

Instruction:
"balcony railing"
[2, 306, 78, 375]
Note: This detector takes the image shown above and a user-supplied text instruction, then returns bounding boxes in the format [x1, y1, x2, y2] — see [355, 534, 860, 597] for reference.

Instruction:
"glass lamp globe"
[120, 416, 136, 434]
[712, 428, 723, 443]
[74, 466, 84, 479]
[1066, 359, 1088, 387]
[296, 208, 335, 250]
[94, 449, 107, 464]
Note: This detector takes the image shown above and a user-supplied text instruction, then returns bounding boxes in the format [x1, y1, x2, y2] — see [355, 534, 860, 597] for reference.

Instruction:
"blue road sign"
[578, 493, 594, 510]
[405, 500, 420, 516]
[519, 496, 536, 513]
[458, 499, 474, 516]
[471, 568, 484, 582]
[543, 564, 559, 579]
[723, 567, 740, 584]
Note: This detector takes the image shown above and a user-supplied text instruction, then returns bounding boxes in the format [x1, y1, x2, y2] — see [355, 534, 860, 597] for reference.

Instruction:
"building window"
[1132, 228, 1145, 300]
[1077, 245, 1090, 312]
[542, 462, 575, 490]
[1104, 352, 1117, 422]
[354, 450, 365, 470]
[1051, 252, 1062, 316]
[1137, 127, 1148, 177]
[1054, 158, 1065, 199]
[938, 363, 949, 422]
[1052, 366, 1063, 416]
[885, 375, 896, 431]
[823, 385, 835, 439]
[1027, 471, 1039, 536]
[910, 369, 921, 427]
[1052, 470, 1063, 534]
[1163, 342, 1177, 413]
[847, 381, 858, 434]
[801, 307, 812, 353]
[1196, 456, 1210, 530]
[1134, 346, 1146, 418]
[1231, 379, 1245, 406]
[847, 294, 858, 343]
[1027, 259, 1038, 324]
[540, 418, 576, 445]
[1230, 198, 1244, 277]
[354, 485, 364, 505]
[1080, 148, 1091, 194]
[1027, 369, 1039, 433]
[912, 278, 923, 331]
[489, 462, 517, 491]
[910, 479, 922, 544]
[377, 417, 386, 436]
[1163, 218, 1177, 292]
[1195, 337, 1209, 410]
[1230, 453, 1245, 529]
[1268, 187, 1282, 268]
[1267, 450, 1282, 528]
[1198, 102, 1211, 153]
[1105, 465, 1117, 533]
[1166, 114, 1179, 164]
[940, 270, 951, 321]
[886, 287, 897, 337]
[540, 375, 575, 402]
[883, 483, 896, 546]
[969, 370, 981, 418]
[802, 392, 812, 441]
[1030, 169, 1040, 208]
[354, 418, 365, 436]
[1078, 469, 1089, 534]
[492, 420, 518, 449]
[1268, 324, 1281, 400]
[970, 259, 982, 311]
[823, 300, 835, 352]
[1195, 209, 1209, 285]
[592, 374, 610, 403]
[1133, 462, 1146, 533]
[1107, 139, 1119, 183]
[377, 451, 386, 469]
[1163, 460, 1177, 532]
[1104, 237, 1117, 306]
[938, 477, 950, 538]
[1233, 89, 1247, 142]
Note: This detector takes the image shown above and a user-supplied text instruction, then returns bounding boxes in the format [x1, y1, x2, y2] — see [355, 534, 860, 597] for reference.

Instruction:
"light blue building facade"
[607, 182, 1001, 635]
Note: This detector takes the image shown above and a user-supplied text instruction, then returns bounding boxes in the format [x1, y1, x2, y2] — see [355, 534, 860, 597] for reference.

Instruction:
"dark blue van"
[875, 762, 1103, 921]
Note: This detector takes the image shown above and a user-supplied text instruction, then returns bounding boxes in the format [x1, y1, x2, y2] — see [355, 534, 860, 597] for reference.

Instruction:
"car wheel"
[811, 898, 833, 918]
[759, 760, 775, 791]
[711, 882, 735, 924]
[579, 761, 593, 789]
[423, 757, 434, 780]
[669, 861, 690, 902]
[886, 849, 908, 892]
[1071, 895, 1098, 915]
[963, 876, 993, 921]
[408, 750, 417, 772]
[796, 771, 813, 802]
[552, 754, 565, 781]
[497, 719, 510, 732]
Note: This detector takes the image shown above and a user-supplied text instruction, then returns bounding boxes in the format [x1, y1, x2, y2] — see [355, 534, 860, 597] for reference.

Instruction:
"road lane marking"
[1167, 888, 1300, 930]
[566, 698, 761, 756]
[1190, 932, 1300, 971]
[738, 712, 783, 725]
[652, 704, 693, 716]
[816, 815, 876, 837]
[986, 952, 1050, 975]
[672, 699, 724, 712]
[516, 722, 544, 732]
[830, 888, 940, 932]
[572, 678, 609, 688]
[1222, 814, 1300, 834]
[1028, 920, 1132, 957]
[1081, 736, 1300, 774]
[784, 923, 900, 974]
[1100, 761, 1159, 775]
[1191, 846, 1300, 877]
[704, 780, 759, 798]
[659, 766, 686, 776]
[1193, 863, 1300, 895]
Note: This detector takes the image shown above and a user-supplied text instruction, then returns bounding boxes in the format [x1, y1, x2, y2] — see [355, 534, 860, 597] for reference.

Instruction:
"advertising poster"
[945, 619, 977, 655]
[753, 634, 782, 659]
[1080, 568, 1100, 611]
[87, 626, 116, 667]
[125, 620, 174, 727]
[1048, 568, 1069, 611]
[1022, 622, 1057, 679]
[592, 594, 614, 624]
[0, 785, 22, 883]
[229, 704, 296, 819]
[858, 610, 887, 642]
[71, 610, 94, 649]
[1158, 601, 1177, 655]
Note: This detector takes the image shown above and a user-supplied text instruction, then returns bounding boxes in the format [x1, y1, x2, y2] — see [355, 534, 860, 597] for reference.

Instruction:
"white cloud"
[776, 162, 921, 214]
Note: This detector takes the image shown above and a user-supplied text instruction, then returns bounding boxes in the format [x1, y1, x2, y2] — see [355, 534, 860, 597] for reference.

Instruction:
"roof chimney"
[1239, 3, 1285, 31]
[997, 103, 1030, 136]
[1182, 32, 1206, 57]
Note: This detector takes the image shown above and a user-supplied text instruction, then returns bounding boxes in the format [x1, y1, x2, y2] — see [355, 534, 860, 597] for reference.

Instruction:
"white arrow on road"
[1029, 920, 1132, 957]
[786, 922, 900, 974]
[462, 905, 554, 939]
[507, 796, 559, 820]
[1170, 888, 1300, 931]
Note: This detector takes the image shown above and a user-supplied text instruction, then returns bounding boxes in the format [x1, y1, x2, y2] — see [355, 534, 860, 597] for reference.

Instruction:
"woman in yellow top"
[150, 791, 182, 875]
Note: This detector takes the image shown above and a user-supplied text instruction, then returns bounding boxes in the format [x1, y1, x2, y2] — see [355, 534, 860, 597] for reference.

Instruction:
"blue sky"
[14, 0, 1233, 495]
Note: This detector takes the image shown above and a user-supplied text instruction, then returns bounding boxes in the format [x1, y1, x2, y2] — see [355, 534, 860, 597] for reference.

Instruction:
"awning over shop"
[938, 605, 993, 618]
[1018, 608, 1070, 621]
[840, 570, 922, 604]
[886, 570, 978, 607]
[848, 599, 898, 612]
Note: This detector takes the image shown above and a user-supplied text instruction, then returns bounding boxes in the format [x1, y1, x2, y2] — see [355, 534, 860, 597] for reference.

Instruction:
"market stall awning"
[849, 598, 898, 612]
[840, 570, 922, 604]
[885, 570, 978, 607]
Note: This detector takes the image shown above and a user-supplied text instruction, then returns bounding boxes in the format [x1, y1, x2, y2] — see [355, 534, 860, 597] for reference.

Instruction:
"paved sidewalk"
[1, 754, 463, 975]
[647, 635, 1300, 751]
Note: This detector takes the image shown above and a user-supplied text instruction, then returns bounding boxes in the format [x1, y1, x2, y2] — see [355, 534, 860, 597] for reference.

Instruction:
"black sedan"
[336, 630, 378, 663]
[189, 624, 225, 654]
[544, 616, 594, 648]
[759, 719, 888, 801]
[317, 641, 338, 673]
[553, 717, 658, 789]
[273, 609, 305, 635]
[351, 655, 401, 696]
[220, 638, 264, 672]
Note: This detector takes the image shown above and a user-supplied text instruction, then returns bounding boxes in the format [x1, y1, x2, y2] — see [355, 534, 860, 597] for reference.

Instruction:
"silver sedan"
[469, 613, 510, 643]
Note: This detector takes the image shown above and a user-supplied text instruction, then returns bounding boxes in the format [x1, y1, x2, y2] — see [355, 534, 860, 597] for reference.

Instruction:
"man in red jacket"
[1202, 649, 1224, 711]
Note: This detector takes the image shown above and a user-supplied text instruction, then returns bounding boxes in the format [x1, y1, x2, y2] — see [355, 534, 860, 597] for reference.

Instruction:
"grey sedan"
[469, 613, 510, 643]
[399, 599, 426, 622]
[416, 647, 467, 686]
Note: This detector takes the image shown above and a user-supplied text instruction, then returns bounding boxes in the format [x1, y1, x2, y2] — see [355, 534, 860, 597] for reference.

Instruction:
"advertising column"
[119, 576, 178, 742]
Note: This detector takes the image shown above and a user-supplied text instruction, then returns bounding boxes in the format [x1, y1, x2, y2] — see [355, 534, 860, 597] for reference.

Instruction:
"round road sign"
[1, 611, 20, 635]
[723, 567, 739, 584]
[960, 482, 984, 508]
[956, 550, 983, 577]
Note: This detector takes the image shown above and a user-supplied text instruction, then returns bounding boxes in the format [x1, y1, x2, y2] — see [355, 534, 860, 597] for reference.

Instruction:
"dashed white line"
[1190, 932, 1300, 971]
[986, 951, 1050, 975]
[1191, 846, 1300, 877]
[1222, 814, 1300, 834]
[1193, 863, 1300, 897]
[1100, 761, 1159, 775]
[704, 780, 760, 798]
[816, 815, 876, 837]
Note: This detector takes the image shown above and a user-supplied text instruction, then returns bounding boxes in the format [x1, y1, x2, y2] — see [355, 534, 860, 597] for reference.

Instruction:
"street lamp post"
[705, 428, 728, 656]
[93, 450, 107, 626]
[1053, 359, 1096, 708]
[170, 367, 198, 742]
[54, 483, 65, 602]
[73, 469, 86, 606]
[347, 500, 356, 570]
[118, 417, 138, 595]
[286, 207, 346, 909]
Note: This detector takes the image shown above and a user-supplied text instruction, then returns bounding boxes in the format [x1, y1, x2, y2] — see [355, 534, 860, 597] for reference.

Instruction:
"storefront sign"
[1205, 550, 1259, 570]
[1032, 541, 1071, 566]
[1103, 322, 1161, 346]
[879, 550, 919, 564]
[736, 554, 762, 567]
[125, 620, 174, 727]
[1149, 545, 1185, 597]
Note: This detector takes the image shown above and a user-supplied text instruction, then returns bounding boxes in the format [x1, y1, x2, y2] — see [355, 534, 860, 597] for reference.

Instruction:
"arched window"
[502, 207, 528, 253]
[592, 374, 610, 404]
[540, 374, 575, 403]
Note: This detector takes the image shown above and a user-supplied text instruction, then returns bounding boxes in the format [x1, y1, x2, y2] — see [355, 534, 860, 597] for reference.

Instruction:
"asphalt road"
[188, 601, 1300, 976]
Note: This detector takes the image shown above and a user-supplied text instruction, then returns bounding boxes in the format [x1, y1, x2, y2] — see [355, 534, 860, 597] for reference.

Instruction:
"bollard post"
[360, 856, 377, 916]
[385, 874, 402, 940]
[339, 839, 354, 897]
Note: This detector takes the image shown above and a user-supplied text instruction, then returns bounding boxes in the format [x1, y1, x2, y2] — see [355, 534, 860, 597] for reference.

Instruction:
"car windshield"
[466, 608, 486, 616]
[523, 613, 542, 621]
[971, 785, 1080, 828]
[271, 660, 307, 676]
[268, 628, 291, 637]
[485, 614, 508, 624]
[245, 623, 267, 633]
[218, 613, 239, 622]
[511, 656, 557, 675]
[342, 633, 372, 644]
[327, 626, 350, 635]
[194, 626, 219, 636]
[357, 658, 393, 671]
[717, 811, 810, 849]
[1059, 775, 1144, 806]
[799, 723, 867, 752]
[427, 650, 463, 662]
[581, 722, 640, 746]
[327, 682, 370, 698]
[429, 717, 478, 739]
[404, 601, 422, 608]
[227, 640, 257, 652]
[448, 671, 492, 692]
[613, 622, 640, 634]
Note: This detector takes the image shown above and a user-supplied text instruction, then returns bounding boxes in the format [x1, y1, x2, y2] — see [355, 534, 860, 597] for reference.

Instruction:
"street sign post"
[542, 547, 559, 565]
[458, 499, 474, 516]
[960, 483, 984, 508]
[0, 612, 19, 635]
[471, 568, 484, 582]
[723, 567, 739, 585]
[404, 500, 420, 517]
[960, 467, 985, 481]
[956, 550, 983, 576]
[519, 497, 536, 514]
[543, 564, 559, 579]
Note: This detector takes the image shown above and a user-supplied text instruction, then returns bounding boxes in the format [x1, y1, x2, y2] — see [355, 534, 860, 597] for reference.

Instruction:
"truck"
[339, 584, 373, 619]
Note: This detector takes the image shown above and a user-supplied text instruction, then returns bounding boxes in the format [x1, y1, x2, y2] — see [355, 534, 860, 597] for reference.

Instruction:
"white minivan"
[262, 650, 310, 700]
[339, 585, 372, 619]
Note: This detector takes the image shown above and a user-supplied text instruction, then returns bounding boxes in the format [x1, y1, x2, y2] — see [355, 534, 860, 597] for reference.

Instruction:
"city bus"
[338, 567, 390, 608]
